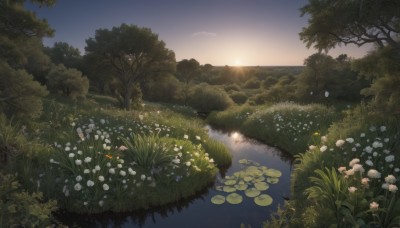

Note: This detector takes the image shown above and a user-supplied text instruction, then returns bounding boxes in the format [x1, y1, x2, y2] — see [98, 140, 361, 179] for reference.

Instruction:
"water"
[58, 126, 293, 228]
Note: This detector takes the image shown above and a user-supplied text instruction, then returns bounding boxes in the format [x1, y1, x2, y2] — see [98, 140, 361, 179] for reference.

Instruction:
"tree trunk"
[123, 88, 132, 110]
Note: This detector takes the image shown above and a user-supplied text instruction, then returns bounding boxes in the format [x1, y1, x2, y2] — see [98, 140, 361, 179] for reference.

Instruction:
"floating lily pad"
[223, 186, 236, 193]
[211, 195, 225, 205]
[267, 177, 279, 184]
[264, 169, 282, 178]
[254, 194, 273, 206]
[243, 176, 253, 182]
[224, 179, 237, 185]
[226, 193, 243, 204]
[235, 183, 248, 191]
[239, 159, 249, 164]
[215, 186, 224, 191]
[238, 180, 245, 185]
[245, 188, 261, 197]
[254, 182, 269, 191]
[254, 176, 265, 182]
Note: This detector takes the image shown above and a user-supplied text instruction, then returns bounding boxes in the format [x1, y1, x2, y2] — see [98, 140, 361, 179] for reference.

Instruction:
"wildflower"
[324, 91, 329, 97]
[186, 161, 191, 167]
[77, 150, 83, 155]
[141, 174, 146, 181]
[380, 126, 386, 132]
[338, 167, 347, 173]
[372, 141, 383, 148]
[361, 177, 370, 186]
[345, 138, 354, 143]
[360, 133, 365, 137]
[195, 136, 201, 140]
[345, 169, 355, 176]
[71, 122, 76, 127]
[103, 183, 109, 191]
[353, 164, 365, 174]
[84, 157, 92, 163]
[74, 183, 82, 191]
[109, 168, 115, 174]
[98, 200, 104, 207]
[348, 186, 357, 193]
[209, 158, 215, 163]
[128, 168, 136, 176]
[68, 153, 75, 158]
[388, 184, 398, 193]
[84, 169, 90, 174]
[365, 146, 373, 153]
[65, 146, 71, 151]
[95, 135, 99, 140]
[321, 136, 327, 143]
[105, 138, 111, 144]
[118, 145, 128, 151]
[320, 145, 328, 152]
[385, 155, 395, 163]
[309, 145, 316, 150]
[75, 159, 82, 165]
[384, 138, 389, 143]
[370, 202, 379, 211]
[98, 176, 105, 182]
[117, 164, 122, 168]
[335, 139, 345, 147]
[76, 175, 82, 182]
[349, 158, 360, 167]
[172, 158, 180, 164]
[367, 169, 381, 179]
[119, 170, 126, 176]
[385, 175, 396, 184]
[365, 160, 373, 166]
[87, 180, 94, 187]
[382, 183, 389, 189]
[183, 134, 189, 139]
[95, 165, 101, 171]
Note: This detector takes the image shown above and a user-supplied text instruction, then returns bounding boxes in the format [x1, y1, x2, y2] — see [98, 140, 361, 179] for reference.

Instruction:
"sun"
[234, 59, 242, 66]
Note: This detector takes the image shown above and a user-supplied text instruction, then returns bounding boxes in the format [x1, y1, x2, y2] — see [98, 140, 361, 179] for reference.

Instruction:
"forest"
[0, 0, 399, 227]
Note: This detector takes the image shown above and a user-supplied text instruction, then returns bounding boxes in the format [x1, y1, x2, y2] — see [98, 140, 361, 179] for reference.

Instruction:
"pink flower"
[338, 166, 347, 173]
[348, 186, 357, 193]
[118, 145, 128, 151]
[370, 201, 379, 211]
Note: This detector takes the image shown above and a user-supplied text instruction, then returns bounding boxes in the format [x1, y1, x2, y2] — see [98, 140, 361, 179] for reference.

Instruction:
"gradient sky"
[27, 0, 373, 66]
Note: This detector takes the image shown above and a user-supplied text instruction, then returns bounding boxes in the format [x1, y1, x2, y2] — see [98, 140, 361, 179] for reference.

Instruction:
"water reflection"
[56, 126, 293, 228]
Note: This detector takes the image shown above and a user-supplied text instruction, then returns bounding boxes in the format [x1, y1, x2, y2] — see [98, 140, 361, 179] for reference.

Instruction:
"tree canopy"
[300, 0, 400, 52]
[85, 24, 176, 109]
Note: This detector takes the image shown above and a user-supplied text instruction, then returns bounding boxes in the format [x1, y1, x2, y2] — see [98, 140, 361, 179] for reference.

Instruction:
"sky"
[27, 0, 373, 66]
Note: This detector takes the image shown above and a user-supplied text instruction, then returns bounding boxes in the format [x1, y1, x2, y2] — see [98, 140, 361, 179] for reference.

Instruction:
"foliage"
[46, 64, 89, 99]
[299, 0, 400, 52]
[0, 62, 49, 119]
[85, 24, 176, 110]
[243, 78, 260, 89]
[207, 105, 257, 130]
[0, 173, 57, 228]
[229, 91, 248, 105]
[202, 138, 232, 168]
[142, 73, 183, 104]
[45, 41, 82, 70]
[188, 85, 233, 112]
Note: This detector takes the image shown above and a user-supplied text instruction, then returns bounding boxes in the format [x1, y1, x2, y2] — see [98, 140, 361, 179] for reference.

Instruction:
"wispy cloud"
[191, 31, 217, 37]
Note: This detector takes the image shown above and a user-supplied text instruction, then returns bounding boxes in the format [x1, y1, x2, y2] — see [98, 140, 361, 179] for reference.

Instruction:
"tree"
[46, 64, 89, 99]
[300, 0, 400, 52]
[176, 58, 200, 104]
[85, 24, 176, 110]
[45, 42, 82, 69]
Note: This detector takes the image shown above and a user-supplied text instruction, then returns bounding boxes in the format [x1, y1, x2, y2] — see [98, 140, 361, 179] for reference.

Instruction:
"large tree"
[85, 24, 176, 110]
[300, 0, 400, 52]
[176, 58, 200, 104]
[45, 41, 82, 69]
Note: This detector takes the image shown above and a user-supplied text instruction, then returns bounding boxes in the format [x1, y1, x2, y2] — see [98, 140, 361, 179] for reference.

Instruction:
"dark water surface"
[58, 126, 293, 228]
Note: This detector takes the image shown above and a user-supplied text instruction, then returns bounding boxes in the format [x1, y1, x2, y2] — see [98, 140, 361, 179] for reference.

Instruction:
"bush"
[243, 78, 260, 89]
[188, 85, 233, 112]
[47, 64, 89, 99]
[203, 138, 232, 168]
[230, 92, 248, 105]
[224, 83, 241, 92]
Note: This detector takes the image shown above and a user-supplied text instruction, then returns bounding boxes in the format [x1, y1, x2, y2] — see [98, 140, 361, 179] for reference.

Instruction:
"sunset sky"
[28, 0, 373, 66]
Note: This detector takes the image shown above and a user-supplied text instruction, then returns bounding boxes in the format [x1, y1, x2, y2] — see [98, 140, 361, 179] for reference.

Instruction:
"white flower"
[119, 170, 126, 176]
[309, 145, 316, 150]
[87, 180, 94, 187]
[84, 169, 90, 174]
[118, 145, 128, 151]
[380, 126, 386, 132]
[348, 186, 357, 193]
[77, 150, 83, 155]
[338, 167, 346, 173]
[345, 138, 354, 143]
[71, 122, 76, 127]
[385, 155, 395, 163]
[98, 200, 104, 207]
[367, 169, 381, 179]
[370, 201, 379, 211]
[365, 146, 373, 153]
[103, 183, 109, 191]
[384, 138, 389, 143]
[321, 136, 327, 143]
[324, 91, 329, 98]
[128, 168, 136, 176]
[95, 165, 101, 171]
[183, 134, 189, 139]
[172, 158, 180, 164]
[365, 160, 373, 166]
[385, 175, 396, 184]
[335, 139, 345, 147]
[372, 141, 383, 148]
[361, 178, 370, 186]
[76, 175, 82, 182]
[349, 158, 360, 167]
[65, 146, 71, 151]
[388, 184, 398, 193]
[84, 157, 92, 163]
[106, 162, 111, 167]
[95, 135, 99, 140]
[382, 183, 389, 189]
[141, 174, 146, 181]
[320, 145, 328, 152]
[185, 161, 191, 167]
[353, 164, 365, 174]
[360, 133, 365, 137]
[117, 164, 122, 168]
[75, 159, 82, 165]
[346, 169, 355, 176]
[100, 119, 106, 124]
[68, 153, 75, 158]
[195, 136, 201, 140]
[209, 158, 215, 163]
[74, 183, 82, 191]
[98, 176, 105, 182]
[109, 168, 115, 174]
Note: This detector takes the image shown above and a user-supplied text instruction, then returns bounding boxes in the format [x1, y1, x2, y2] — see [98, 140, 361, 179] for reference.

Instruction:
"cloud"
[191, 31, 217, 37]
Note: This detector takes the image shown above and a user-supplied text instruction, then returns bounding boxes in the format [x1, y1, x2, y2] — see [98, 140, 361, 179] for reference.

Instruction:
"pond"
[57, 126, 293, 227]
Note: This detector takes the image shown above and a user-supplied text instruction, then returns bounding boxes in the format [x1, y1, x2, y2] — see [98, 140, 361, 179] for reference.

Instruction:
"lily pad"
[254, 194, 273, 206]
[245, 188, 261, 197]
[223, 186, 236, 193]
[211, 195, 225, 205]
[254, 176, 265, 182]
[235, 183, 248, 191]
[254, 182, 269, 191]
[224, 179, 237, 185]
[243, 176, 253, 182]
[215, 186, 224, 191]
[264, 169, 282, 178]
[226, 193, 243, 204]
[267, 177, 279, 184]
[246, 166, 262, 176]
[239, 159, 249, 164]
[233, 171, 244, 178]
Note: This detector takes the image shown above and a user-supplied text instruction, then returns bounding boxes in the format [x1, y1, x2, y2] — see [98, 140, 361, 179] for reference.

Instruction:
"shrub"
[230, 91, 248, 105]
[47, 64, 89, 99]
[243, 78, 260, 89]
[188, 85, 233, 112]
[202, 138, 232, 168]
[224, 83, 241, 92]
